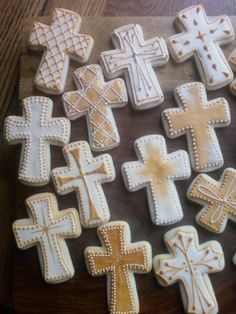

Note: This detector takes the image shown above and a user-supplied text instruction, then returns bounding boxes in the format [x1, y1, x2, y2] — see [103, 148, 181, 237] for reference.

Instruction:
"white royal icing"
[100, 24, 169, 109]
[13, 193, 81, 283]
[168, 4, 234, 90]
[63, 64, 128, 151]
[4, 96, 71, 186]
[121, 135, 191, 225]
[153, 226, 225, 314]
[29, 8, 94, 94]
[162, 82, 231, 172]
[52, 141, 115, 228]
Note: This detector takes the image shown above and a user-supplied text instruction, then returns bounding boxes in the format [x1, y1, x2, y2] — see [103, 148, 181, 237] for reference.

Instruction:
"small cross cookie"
[52, 141, 115, 228]
[228, 49, 236, 95]
[153, 226, 224, 314]
[100, 24, 169, 109]
[162, 82, 231, 172]
[122, 135, 191, 225]
[168, 4, 234, 90]
[187, 168, 236, 233]
[4, 96, 70, 186]
[85, 221, 152, 314]
[13, 193, 81, 283]
[29, 8, 94, 94]
[63, 64, 128, 151]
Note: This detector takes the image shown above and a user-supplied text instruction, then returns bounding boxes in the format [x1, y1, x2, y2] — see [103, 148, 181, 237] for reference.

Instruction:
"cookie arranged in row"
[29, 6, 236, 102]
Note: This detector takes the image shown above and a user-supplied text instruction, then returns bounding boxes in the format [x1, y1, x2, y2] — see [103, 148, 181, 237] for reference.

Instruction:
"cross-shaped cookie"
[162, 82, 231, 172]
[85, 221, 152, 314]
[13, 193, 81, 283]
[153, 226, 224, 314]
[29, 8, 94, 94]
[63, 64, 128, 151]
[100, 23, 169, 109]
[4, 96, 70, 186]
[187, 168, 236, 233]
[52, 141, 115, 228]
[122, 135, 191, 225]
[168, 4, 234, 90]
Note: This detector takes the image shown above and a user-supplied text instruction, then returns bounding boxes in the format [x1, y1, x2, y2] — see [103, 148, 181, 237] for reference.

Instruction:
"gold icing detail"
[188, 168, 236, 233]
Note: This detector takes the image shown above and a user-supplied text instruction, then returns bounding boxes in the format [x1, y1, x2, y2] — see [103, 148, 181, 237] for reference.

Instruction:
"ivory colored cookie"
[100, 24, 169, 110]
[187, 168, 236, 233]
[29, 8, 94, 94]
[228, 49, 236, 95]
[63, 64, 128, 151]
[153, 226, 225, 314]
[13, 193, 81, 283]
[4, 96, 70, 186]
[51, 141, 115, 228]
[162, 82, 231, 172]
[84, 221, 152, 314]
[121, 135, 191, 225]
[168, 4, 234, 90]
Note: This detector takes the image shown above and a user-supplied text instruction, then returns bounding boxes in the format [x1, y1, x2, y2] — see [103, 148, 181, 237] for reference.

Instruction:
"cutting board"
[13, 16, 236, 313]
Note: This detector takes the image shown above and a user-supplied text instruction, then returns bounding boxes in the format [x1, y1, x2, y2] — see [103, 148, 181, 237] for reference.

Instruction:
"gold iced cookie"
[85, 221, 152, 314]
[188, 168, 236, 233]
[29, 8, 94, 94]
[168, 4, 234, 90]
[52, 141, 115, 228]
[63, 64, 128, 151]
[153, 226, 225, 314]
[13, 193, 81, 283]
[162, 82, 231, 172]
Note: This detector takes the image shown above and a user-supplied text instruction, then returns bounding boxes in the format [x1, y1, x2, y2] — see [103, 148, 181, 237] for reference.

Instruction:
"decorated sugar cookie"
[63, 64, 128, 151]
[4, 96, 70, 186]
[13, 193, 81, 283]
[153, 226, 225, 314]
[52, 141, 115, 228]
[168, 4, 234, 90]
[100, 24, 169, 109]
[162, 82, 231, 172]
[187, 168, 236, 233]
[85, 221, 152, 314]
[228, 49, 236, 95]
[121, 135, 191, 225]
[29, 8, 94, 94]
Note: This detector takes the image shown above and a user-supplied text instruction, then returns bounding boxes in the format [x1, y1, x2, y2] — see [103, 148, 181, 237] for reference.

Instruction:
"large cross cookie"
[85, 221, 152, 314]
[122, 135, 191, 225]
[29, 8, 94, 94]
[168, 4, 234, 90]
[52, 141, 115, 228]
[188, 168, 236, 233]
[13, 193, 81, 283]
[100, 24, 169, 109]
[153, 226, 225, 314]
[162, 82, 231, 172]
[63, 64, 128, 151]
[4, 96, 71, 186]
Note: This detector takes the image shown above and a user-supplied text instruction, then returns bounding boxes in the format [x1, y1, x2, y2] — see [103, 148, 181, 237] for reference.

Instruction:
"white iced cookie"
[153, 225, 225, 314]
[121, 134, 191, 225]
[168, 4, 234, 90]
[29, 8, 94, 94]
[51, 141, 115, 228]
[228, 49, 236, 95]
[84, 221, 152, 314]
[4, 96, 70, 186]
[100, 24, 169, 110]
[13, 193, 81, 283]
[187, 168, 236, 233]
[63, 64, 128, 151]
[162, 82, 231, 172]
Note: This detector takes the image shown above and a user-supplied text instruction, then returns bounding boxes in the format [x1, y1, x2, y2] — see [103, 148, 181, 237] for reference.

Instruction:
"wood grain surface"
[11, 15, 236, 314]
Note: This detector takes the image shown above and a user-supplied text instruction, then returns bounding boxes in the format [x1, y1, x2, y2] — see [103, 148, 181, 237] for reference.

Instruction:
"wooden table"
[1, 1, 236, 313]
